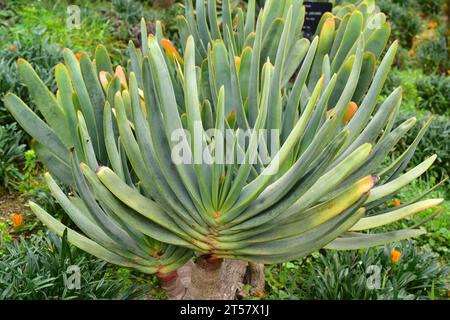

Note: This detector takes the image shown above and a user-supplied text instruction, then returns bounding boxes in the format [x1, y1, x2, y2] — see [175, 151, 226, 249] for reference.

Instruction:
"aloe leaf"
[4, 94, 69, 164]
[195, 0, 212, 49]
[32, 141, 72, 185]
[351, 199, 443, 231]
[244, 0, 256, 38]
[94, 45, 113, 74]
[367, 155, 437, 203]
[325, 229, 427, 250]
[282, 36, 319, 142]
[352, 51, 376, 103]
[184, 36, 214, 213]
[81, 164, 195, 249]
[17, 59, 72, 148]
[207, 0, 222, 39]
[308, 17, 335, 90]
[30, 202, 159, 274]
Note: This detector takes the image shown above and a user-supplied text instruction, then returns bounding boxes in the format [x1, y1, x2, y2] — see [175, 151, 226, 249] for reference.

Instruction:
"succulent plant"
[3, 0, 443, 298]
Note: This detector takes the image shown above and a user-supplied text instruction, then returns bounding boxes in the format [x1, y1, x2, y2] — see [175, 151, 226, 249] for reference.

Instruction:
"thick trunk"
[158, 257, 265, 300]
[183, 257, 248, 300]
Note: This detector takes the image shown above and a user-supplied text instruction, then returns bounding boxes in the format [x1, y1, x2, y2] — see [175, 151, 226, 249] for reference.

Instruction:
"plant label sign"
[302, 1, 333, 39]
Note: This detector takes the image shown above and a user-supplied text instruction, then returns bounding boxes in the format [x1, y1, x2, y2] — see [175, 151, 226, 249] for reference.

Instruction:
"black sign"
[302, 1, 333, 40]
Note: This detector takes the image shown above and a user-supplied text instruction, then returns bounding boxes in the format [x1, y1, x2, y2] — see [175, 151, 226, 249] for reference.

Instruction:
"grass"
[265, 241, 449, 300]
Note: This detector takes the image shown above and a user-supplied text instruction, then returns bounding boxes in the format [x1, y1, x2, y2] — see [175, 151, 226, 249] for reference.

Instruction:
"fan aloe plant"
[4, 0, 444, 299]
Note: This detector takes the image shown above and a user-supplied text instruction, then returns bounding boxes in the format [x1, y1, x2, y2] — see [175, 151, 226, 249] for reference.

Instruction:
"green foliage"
[0, 30, 62, 125]
[109, 0, 184, 45]
[0, 223, 12, 255]
[112, 0, 144, 26]
[378, 0, 422, 47]
[417, 0, 444, 16]
[415, 28, 449, 75]
[381, 68, 420, 112]
[416, 74, 450, 115]
[146, 2, 184, 41]
[0, 231, 153, 300]
[395, 111, 450, 182]
[266, 241, 449, 300]
[0, 123, 25, 190]
[0, 1, 126, 63]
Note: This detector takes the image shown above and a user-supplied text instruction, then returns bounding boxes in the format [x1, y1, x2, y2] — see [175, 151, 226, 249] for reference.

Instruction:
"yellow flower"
[409, 49, 415, 57]
[393, 199, 401, 207]
[390, 249, 401, 264]
[9, 44, 17, 52]
[12, 213, 23, 228]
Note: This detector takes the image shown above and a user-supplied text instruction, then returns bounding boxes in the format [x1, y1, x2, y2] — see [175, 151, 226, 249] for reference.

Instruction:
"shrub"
[145, 2, 184, 41]
[112, 0, 144, 26]
[0, 123, 25, 190]
[415, 28, 449, 75]
[395, 111, 450, 182]
[266, 241, 449, 300]
[416, 74, 450, 115]
[0, 222, 12, 254]
[0, 231, 153, 300]
[378, 0, 422, 48]
[417, 0, 444, 16]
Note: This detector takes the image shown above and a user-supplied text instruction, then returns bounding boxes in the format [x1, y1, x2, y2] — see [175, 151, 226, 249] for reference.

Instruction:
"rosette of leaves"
[4, 0, 444, 299]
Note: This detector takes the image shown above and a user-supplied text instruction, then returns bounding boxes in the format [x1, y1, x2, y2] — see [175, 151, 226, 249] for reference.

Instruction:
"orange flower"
[390, 249, 401, 264]
[427, 21, 438, 29]
[393, 199, 401, 207]
[409, 49, 415, 57]
[9, 44, 17, 52]
[11, 213, 23, 228]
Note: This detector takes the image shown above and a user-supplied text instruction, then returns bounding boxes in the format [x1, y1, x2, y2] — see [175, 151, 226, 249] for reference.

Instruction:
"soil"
[0, 190, 27, 220]
[0, 190, 33, 238]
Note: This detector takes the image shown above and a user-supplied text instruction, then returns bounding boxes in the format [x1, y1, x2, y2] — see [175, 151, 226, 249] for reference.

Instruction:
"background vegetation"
[0, 0, 448, 300]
